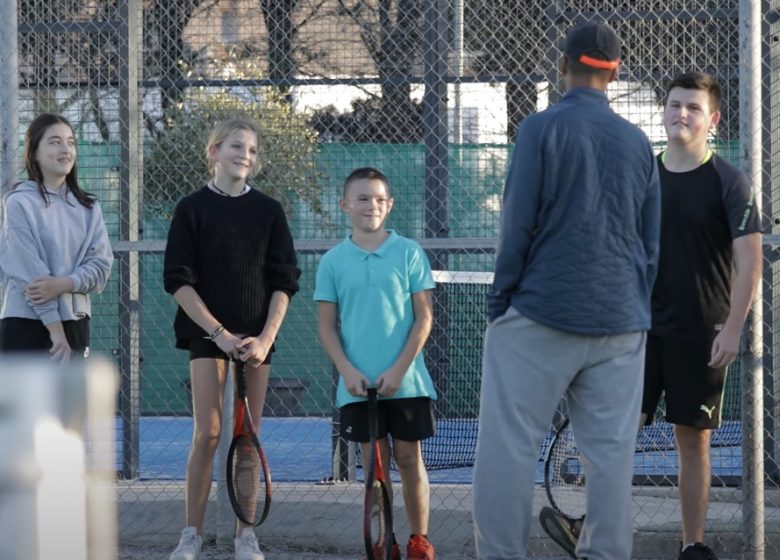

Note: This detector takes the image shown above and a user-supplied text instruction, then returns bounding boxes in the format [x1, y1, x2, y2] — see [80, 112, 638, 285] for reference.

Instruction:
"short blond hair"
[205, 117, 260, 174]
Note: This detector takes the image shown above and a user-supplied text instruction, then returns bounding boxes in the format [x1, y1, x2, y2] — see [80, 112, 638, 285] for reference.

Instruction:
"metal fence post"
[0, 0, 19, 196]
[740, 1, 766, 558]
[452, 0, 464, 146]
[545, 0, 566, 107]
[423, 0, 451, 415]
[761, 1, 779, 486]
[118, 0, 142, 480]
[330, 365, 355, 482]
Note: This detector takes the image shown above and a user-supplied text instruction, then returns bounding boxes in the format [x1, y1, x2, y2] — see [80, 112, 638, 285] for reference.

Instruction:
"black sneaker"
[539, 506, 581, 559]
[678, 542, 719, 560]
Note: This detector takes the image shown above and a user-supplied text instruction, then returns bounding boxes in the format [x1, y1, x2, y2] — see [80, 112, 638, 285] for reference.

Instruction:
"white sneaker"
[234, 528, 265, 560]
[170, 527, 202, 560]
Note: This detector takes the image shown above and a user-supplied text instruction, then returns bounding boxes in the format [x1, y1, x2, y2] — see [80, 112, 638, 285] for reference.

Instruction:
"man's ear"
[710, 110, 721, 130]
[608, 64, 619, 83]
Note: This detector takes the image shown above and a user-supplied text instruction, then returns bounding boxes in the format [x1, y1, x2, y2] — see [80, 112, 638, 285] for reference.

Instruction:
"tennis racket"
[226, 359, 271, 526]
[363, 388, 394, 560]
[543, 418, 586, 522]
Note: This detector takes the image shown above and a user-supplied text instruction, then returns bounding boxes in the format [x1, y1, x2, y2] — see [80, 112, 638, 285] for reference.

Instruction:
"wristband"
[209, 324, 225, 341]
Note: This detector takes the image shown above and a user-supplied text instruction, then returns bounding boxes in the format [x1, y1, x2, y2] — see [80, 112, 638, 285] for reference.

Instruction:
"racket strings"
[229, 436, 267, 525]
[546, 425, 587, 519]
[365, 480, 391, 560]
[369, 482, 387, 541]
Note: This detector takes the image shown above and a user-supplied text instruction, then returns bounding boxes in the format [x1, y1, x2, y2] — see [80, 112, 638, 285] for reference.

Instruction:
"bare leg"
[185, 358, 229, 533]
[393, 439, 429, 536]
[675, 424, 712, 544]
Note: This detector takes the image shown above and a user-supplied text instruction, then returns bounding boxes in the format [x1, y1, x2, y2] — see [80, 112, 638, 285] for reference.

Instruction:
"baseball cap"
[564, 22, 621, 70]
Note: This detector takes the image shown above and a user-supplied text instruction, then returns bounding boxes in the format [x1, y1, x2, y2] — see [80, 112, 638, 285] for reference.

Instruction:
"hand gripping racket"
[543, 418, 586, 523]
[226, 359, 271, 526]
[363, 388, 394, 560]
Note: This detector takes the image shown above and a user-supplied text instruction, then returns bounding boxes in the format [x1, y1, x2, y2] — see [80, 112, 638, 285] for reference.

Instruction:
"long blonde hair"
[205, 117, 261, 175]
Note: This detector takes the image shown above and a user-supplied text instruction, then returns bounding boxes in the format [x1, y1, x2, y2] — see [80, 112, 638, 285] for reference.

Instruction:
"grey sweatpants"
[472, 308, 645, 560]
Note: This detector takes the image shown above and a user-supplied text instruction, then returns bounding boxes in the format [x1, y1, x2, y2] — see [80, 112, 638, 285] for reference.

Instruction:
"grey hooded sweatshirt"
[0, 181, 113, 326]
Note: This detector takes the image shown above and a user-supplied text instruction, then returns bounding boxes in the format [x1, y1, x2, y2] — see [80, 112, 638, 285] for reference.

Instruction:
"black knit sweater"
[163, 186, 301, 349]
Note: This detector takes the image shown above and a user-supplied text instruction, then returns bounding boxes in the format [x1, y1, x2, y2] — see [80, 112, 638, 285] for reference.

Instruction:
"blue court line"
[115, 417, 742, 482]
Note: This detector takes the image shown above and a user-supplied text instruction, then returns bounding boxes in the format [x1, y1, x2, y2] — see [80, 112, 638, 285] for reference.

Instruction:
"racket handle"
[233, 360, 247, 397]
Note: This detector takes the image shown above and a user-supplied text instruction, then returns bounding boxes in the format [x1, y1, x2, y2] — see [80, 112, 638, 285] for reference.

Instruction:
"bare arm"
[317, 301, 369, 397]
[172, 284, 242, 358]
[710, 233, 762, 368]
[375, 290, 434, 397]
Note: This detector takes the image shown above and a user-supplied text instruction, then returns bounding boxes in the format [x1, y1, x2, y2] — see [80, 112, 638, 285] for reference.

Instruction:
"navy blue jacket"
[488, 87, 661, 334]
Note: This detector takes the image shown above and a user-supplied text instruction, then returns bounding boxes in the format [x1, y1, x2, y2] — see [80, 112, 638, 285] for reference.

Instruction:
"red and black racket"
[226, 359, 271, 526]
[363, 388, 393, 560]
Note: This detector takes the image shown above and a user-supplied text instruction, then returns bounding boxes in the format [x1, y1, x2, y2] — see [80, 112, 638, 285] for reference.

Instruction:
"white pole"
[0, 356, 118, 560]
[85, 359, 120, 560]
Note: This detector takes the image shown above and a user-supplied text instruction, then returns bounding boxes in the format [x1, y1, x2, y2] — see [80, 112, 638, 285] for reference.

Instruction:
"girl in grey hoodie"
[0, 113, 113, 362]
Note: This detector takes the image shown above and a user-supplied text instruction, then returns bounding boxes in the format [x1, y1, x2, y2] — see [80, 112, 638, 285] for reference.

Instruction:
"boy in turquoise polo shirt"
[314, 167, 437, 560]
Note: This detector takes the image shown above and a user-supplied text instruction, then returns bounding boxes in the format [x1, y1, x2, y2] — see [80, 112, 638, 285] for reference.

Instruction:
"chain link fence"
[1, 1, 779, 558]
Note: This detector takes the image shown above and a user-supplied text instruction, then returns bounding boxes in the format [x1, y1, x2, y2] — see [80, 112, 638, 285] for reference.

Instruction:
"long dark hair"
[20, 113, 95, 208]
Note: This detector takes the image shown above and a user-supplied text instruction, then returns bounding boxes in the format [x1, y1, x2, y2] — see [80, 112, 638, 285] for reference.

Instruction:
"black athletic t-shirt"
[650, 153, 761, 338]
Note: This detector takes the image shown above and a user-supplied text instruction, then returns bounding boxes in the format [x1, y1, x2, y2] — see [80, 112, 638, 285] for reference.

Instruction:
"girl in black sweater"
[164, 117, 300, 560]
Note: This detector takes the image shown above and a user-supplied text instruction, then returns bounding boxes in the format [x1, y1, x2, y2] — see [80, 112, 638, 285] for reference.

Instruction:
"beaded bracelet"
[209, 324, 225, 341]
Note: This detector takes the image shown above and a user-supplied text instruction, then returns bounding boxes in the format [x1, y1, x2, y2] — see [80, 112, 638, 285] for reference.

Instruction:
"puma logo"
[700, 404, 716, 419]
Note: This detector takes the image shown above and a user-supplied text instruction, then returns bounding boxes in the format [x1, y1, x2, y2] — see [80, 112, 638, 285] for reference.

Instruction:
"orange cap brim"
[579, 55, 620, 69]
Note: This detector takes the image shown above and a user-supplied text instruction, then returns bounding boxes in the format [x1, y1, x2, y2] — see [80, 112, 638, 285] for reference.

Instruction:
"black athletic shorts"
[0, 317, 91, 358]
[641, 332, 728, 429]
[339, 396, 435, 443]
[188, 337, 272, 364]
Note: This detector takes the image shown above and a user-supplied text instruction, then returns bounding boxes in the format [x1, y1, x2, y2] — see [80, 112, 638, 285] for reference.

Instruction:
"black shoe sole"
[539, 508, 578, 559]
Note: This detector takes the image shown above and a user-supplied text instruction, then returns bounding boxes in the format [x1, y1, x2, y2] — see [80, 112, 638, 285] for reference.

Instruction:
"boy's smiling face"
[340, 177, 394, 234]
[664, 87, 720, 146]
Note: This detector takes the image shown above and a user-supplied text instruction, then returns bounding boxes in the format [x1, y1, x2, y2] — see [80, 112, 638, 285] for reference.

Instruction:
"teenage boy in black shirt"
[541, 72, 762, 560]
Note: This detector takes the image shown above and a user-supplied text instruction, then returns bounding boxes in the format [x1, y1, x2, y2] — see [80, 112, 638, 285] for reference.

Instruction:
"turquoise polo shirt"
[313, 230, 437, 407]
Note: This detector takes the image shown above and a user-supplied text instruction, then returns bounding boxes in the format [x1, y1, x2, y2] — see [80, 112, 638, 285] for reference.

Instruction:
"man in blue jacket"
[539, 72, 763, 560]
[472, 22, 660, 560]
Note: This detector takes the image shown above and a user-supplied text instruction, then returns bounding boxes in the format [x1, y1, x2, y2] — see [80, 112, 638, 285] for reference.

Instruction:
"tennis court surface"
[116, 416, 743, 483]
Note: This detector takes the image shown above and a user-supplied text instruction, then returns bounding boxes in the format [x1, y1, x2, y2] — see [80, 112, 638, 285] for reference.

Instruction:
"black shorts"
[339, 397, 436, 443]
[641, 333, 728, 429]
[188, 337, 272, 364]
[0, 317, 91, 358]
